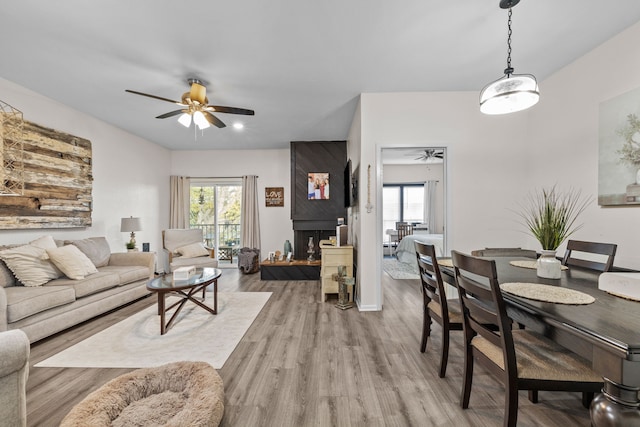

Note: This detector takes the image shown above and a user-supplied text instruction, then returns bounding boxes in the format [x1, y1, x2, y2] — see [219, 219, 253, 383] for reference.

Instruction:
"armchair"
[162, 229, 219, 272]
[0, 329, 30, 427]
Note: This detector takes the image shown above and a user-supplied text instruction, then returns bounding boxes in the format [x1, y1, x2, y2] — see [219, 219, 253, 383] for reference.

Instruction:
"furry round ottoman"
[60, 361, 224, 427]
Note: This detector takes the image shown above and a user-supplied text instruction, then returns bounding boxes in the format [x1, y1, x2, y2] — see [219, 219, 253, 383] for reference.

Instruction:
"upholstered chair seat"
[162, 229, 218, 272]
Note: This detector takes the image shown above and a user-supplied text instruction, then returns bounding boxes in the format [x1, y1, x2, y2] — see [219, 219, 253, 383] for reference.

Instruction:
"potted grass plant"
[517, 186, 591, 278]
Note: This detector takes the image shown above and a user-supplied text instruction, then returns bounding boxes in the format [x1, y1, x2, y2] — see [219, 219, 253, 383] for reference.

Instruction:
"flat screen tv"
[344, 159, 352, 207]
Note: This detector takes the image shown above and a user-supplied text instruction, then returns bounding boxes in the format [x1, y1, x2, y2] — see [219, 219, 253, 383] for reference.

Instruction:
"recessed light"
[233, 122, 244, 130]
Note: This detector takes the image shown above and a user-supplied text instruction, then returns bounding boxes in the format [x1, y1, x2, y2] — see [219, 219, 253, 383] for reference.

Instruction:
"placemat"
[437, 258, 453, 268]
[500, 282, 595, 305]
[509, 260, 568, 270]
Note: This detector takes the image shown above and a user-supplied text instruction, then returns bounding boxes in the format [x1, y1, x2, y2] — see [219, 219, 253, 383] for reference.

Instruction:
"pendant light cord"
[505, 7, 514, 76]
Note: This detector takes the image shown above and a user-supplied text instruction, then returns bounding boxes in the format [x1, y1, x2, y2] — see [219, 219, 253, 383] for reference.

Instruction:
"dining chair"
[414, 242, 462, 378]
[397, 223, 413, 242]
[451, 250, 603, 427]
[561, 239, 617, 272]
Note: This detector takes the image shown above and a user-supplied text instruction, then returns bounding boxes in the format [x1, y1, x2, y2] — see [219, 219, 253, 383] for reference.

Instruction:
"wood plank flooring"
[26, 267, 592, 426]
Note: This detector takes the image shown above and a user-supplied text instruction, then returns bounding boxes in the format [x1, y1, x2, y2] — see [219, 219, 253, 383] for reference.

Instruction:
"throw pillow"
[47, 245, 98, 280]
[0, 244, 62, 286]
[29, 235, 59, 260]
[176, 242, 209, 258]
[65, 237, 111, 268]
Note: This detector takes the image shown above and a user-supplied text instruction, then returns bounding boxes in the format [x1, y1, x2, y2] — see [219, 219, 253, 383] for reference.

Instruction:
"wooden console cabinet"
[320, 242, 353, 301]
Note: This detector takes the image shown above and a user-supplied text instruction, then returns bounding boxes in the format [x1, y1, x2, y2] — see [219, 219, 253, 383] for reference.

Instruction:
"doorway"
[380, 147, 447, 263]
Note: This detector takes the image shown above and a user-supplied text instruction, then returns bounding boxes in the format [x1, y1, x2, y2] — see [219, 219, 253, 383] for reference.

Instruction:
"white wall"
[524, 20, 640, 270]
[351, 20, 640, 310]
[0, 77, 170, 254]
[170, 149, 292, 257]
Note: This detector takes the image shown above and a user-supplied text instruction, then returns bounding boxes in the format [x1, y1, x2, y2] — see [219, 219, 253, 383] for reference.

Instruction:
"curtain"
[169, 176, 190, 229]
[241, 175, 261, 250]
[424, 180, 438, 232]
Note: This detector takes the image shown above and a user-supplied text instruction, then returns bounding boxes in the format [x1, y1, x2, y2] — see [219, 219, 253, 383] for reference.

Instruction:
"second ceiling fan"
[126, 78, 254, 130]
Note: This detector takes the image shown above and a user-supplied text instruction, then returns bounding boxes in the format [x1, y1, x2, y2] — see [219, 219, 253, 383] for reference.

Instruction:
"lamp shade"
[120, 217, 142, 233]
[479, 73, 539, 115]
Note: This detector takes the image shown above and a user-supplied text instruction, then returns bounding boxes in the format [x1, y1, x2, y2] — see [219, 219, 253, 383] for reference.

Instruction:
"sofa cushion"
[65, 237, 111, 268]
[44, 271, 121, 298]
[47, 245, 98, 280]
[0, 244, 63, 287]
[171, 256, 218, 270]
[0, 259, 16, 288]
[98, 265, 150, 286]
[4, 285, 76, 323]
[176, 242, 209, 258]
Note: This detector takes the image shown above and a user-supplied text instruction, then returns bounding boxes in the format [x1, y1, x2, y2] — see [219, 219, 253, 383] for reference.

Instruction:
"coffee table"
[147, 267, 221, 335]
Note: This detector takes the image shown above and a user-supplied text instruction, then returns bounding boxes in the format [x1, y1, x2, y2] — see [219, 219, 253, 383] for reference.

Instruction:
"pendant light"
[480, 0, 539, 115]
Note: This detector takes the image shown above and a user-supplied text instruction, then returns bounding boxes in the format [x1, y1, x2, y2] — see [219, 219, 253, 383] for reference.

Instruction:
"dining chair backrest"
[415, 242, 463, 377]
[561, 240, 617, 272]
[470, 247, 537, 259]
[451, 251, 515, 374]
[397, 223, 413, 242]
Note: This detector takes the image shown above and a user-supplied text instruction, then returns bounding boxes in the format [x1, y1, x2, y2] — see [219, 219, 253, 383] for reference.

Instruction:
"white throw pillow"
[29, 235, 59, 260]
[47, 245, 98, 280]
[175, 242, 209, 258]
[0, 244, 62, 286]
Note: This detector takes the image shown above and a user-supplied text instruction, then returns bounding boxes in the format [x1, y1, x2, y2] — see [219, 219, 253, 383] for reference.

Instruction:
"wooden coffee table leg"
[158, 292, 166, 335]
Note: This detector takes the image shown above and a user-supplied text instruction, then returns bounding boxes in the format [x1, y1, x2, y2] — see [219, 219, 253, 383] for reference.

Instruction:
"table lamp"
[120, 217, 142, 249]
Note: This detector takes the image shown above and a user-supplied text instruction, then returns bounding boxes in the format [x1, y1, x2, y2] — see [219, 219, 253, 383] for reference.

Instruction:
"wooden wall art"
[0, 119, 92, 229]
[265, 187, 284, 207]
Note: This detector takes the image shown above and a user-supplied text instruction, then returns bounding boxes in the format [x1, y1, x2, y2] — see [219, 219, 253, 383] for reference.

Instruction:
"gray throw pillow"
[65, 237, 111, 268]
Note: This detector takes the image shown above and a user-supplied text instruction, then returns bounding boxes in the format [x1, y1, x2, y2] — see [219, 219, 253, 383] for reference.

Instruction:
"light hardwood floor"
[26, 267, 592, 426]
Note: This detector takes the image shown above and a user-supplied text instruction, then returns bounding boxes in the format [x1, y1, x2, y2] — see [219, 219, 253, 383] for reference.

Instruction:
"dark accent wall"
[290, 141, 347, 258]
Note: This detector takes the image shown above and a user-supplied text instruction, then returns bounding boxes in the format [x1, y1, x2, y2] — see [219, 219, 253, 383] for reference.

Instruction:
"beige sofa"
[0, 237, 155, 343]
[0, 329, 29, 427]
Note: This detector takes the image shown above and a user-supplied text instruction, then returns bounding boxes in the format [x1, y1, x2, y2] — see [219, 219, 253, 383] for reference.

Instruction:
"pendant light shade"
[480, 72, 539, 115]
[480, 0, 539, 115]
[178, 113, 192, 128]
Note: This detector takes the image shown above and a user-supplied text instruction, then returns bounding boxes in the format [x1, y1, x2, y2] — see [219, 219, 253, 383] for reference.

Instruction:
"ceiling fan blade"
[206, 105, 255, 115]
[204, 111, 226, 128]
[155, 109, 186, 119]
[125, 89, 184, 105]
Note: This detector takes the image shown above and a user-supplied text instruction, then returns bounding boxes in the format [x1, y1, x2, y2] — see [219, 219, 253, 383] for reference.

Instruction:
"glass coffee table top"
[148, 267, 221, 291]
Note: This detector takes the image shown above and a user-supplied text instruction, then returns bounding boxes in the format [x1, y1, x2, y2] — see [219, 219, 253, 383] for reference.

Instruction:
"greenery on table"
[517, 186, 591, 250]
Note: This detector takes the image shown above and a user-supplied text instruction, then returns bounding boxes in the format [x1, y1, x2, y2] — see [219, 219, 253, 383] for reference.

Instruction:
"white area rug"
[35, 292, 271, 369]
[383, 258, 419, 280]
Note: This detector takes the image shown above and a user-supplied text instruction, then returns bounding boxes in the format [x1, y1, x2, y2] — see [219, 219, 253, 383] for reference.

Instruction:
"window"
[382, 183, 424, 241]
[190, 179, 242, 257]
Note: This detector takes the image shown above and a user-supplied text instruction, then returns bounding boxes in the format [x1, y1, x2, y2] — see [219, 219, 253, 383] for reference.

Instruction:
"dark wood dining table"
[439, 256, 640, 426]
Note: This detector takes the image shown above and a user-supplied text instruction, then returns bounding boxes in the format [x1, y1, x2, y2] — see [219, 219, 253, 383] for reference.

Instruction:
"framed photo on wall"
[307, 172, 329, 200]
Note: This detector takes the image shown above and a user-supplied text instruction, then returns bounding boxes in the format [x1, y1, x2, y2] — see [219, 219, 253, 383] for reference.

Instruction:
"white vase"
[537, 249, 561, 279]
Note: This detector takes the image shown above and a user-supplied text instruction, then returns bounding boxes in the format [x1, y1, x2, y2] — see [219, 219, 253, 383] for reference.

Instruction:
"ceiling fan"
[125, 78, 254, 130]
[414, 149, 444, 162]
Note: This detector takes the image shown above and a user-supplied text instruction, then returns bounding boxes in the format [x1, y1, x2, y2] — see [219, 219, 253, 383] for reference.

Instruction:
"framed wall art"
[265, 187, 284, 207]
[307, 172, 329, 200]
[599, 86, 640, 206]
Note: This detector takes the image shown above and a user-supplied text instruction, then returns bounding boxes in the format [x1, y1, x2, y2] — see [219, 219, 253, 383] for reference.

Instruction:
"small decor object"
[307, 172, 329, 200]
[332, 265, 354, 310]
[307, 236, 315, 262]
[173, 265, 196, 280]
[284, 240, 292, 257]
[516, 186, 590, 279]
[268, 251, 275, 263]
[265, 187, 284, 207]
[537, 250, 561, 279]
[142, 242, 150, 252]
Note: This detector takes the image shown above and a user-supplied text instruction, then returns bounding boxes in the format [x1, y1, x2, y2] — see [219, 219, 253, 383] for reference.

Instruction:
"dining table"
[438, 256, 640, 426]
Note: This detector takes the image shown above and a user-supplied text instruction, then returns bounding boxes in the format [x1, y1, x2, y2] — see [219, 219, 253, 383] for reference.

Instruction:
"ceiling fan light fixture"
[188, 79, 207, 105]
[480, 0, 539, 115]
[193, 111, 210, 130]
[178, 113, 192, 128]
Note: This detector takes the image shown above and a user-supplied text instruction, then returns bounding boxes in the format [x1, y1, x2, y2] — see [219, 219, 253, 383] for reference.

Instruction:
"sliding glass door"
[189, 179, 242, 260]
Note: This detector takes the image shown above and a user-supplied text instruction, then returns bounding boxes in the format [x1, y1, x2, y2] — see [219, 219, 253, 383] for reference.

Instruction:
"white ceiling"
[2, 1, 640, 151]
